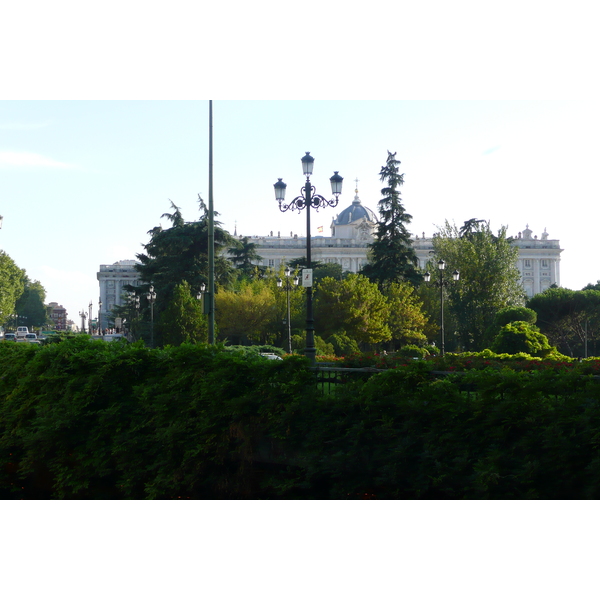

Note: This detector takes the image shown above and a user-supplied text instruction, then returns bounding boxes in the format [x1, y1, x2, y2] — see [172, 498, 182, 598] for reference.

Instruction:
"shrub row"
[3, 338, 600, 499]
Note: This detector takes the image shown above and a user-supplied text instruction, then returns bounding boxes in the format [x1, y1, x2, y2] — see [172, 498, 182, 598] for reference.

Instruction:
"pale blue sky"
[1, 99, 599, 321]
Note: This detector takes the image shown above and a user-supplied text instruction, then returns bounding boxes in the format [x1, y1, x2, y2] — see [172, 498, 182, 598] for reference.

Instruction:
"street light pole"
[424, 259, 460, 356]
[146, 285, 156, 348]
[278, 267, 299, 354]
[274, 152, 343, 364]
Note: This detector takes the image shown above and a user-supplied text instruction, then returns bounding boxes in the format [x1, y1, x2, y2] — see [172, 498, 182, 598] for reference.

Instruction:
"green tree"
[432, 220, 525, 351]
[15, 276, 47, 328]
[0, 251, 25, 327]
[134, 198, 235, 317]
[491, 321, 554, 356]
[315, 274, 390, 346]
[215, 281, 279, 345]
[494, 306, 537, 327]
[158, 281, 208, 346]
[527, 287, 600, 357]
[229, 236, 263, 278]
[385, 281, 428, 349]
[361, 151, 420, 287]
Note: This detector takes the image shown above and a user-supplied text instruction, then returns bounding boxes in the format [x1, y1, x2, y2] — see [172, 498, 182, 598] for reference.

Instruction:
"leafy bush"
[398, 345, 430, 359]
[491, 321, 556, 357]
[326, 331, 360, 357]
[2, 338, 600, 499]
[495, 306, 537, 327]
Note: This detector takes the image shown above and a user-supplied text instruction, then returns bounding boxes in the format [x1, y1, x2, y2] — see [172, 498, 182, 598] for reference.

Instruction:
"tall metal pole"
[208, 100, 215, 344]
[304, 178, 316, 363]
[286, 283, 292, 355]
[439, 270, 445, 357]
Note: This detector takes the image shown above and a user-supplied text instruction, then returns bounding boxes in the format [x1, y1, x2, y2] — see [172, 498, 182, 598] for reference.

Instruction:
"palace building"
[241, 185, 562, 297]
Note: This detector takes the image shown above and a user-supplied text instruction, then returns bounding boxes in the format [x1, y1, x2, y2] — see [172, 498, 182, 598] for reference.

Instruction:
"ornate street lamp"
[424, 259, 460, 356]
[146, 285, 156, 348]
[277, 267, 300, 354]
[274, 152, 343, 363]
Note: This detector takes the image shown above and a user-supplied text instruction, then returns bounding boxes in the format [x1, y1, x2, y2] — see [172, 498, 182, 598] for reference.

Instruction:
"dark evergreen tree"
[361, 151, 421, 287]
[229, 236, 263, 278]
[129, 196, 235, 344]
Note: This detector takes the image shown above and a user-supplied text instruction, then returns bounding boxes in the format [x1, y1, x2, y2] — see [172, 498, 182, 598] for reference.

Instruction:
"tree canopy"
[361, 151, 420, 287]
[315, 274, 391, 345]
[0, 251, 25, 328]
[431, 220, 525, 351]
[229, 236, 263, 278]
[158, 281, 208, 346]
[130, 198, 235, 344]
[14, 276, 47, 328]
[527, 287, 600, 357]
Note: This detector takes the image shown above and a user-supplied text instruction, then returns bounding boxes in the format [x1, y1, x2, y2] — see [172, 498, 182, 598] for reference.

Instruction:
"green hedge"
[3, 339, 600, 499]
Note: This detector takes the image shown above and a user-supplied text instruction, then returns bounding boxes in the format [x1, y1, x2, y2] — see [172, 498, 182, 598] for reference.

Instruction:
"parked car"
[259, 353, 283, 360]
[4, 333, 16, 341]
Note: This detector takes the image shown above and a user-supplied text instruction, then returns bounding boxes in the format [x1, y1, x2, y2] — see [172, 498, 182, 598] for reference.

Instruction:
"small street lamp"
[274, 152, 343, 363]
[79, 310, 87, 334]
[424, 259, 460, 356]
[277, 267, 300, 354]
[146, 285, 156, 348]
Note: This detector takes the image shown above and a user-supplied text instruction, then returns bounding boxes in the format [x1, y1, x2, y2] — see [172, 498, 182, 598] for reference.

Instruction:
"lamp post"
[146, 285, 156, 348]
[277, 267, 299, 354]
[424, 259, 460, 357]
[274, 152, 343, 363]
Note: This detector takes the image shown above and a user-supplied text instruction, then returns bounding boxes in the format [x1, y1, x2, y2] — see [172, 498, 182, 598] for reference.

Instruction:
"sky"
[1, 100, 599, 323]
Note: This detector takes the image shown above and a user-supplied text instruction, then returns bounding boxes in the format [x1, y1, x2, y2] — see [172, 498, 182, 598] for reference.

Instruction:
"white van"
[16, 326, 29, 339]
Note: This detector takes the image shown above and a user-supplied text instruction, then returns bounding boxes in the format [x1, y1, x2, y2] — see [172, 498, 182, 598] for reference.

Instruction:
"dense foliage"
[14, 276, 47, 328]
[527, 287, 600, 357]
[431, 220, 525, 351]
[130, 199, 235, 344]
[361, 151, 421, 287]
[0, 252, 25, 327]
[3, 338, 600, 499]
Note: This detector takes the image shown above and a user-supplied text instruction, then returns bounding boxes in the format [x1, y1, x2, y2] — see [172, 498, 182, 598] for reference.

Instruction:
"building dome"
[330, 182, 377, 240]
[333, 196, 376, 226]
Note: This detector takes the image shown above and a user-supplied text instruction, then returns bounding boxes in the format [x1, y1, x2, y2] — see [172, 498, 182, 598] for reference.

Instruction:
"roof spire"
[353, 177, 361, 204]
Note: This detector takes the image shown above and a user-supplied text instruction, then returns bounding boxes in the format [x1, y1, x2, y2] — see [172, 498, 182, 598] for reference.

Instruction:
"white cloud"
[0, 151, 74, 168]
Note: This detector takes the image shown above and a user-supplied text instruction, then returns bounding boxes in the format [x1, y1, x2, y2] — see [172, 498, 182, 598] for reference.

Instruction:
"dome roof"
[333, 194, 376, 226]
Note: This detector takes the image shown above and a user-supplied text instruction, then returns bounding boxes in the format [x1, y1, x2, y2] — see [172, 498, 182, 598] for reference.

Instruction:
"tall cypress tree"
[361, 151, 420, 287]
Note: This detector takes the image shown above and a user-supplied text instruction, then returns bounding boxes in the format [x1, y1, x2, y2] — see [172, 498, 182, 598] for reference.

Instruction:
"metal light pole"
[278, 267, 299, 354]
[274, 152, 343, 364]
[146, 285, 156, 348]
[424, 259, 459, 356]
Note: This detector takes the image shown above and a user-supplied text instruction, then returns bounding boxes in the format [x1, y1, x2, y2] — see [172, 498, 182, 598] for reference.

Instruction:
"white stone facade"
[243, 194, 562, 298]
[97, 260, 141, 326]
